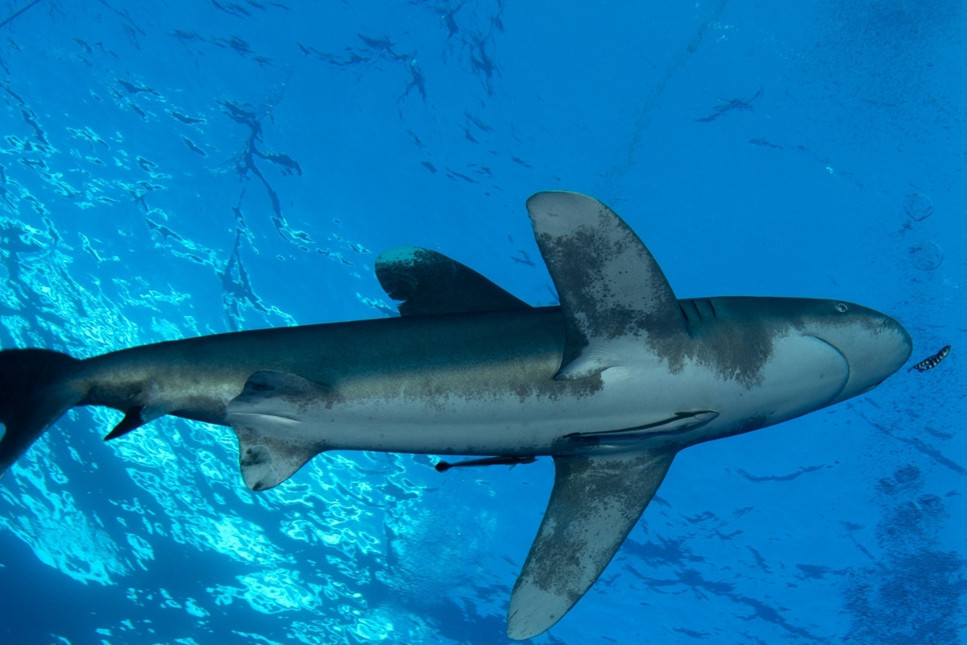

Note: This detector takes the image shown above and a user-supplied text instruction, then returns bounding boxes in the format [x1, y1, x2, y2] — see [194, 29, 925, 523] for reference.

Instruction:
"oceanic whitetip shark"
[0, 192, 911, 639]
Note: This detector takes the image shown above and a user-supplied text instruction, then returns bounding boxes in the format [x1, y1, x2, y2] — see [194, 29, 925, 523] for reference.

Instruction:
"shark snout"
[820, 310, 912, 404]
[874, 313, 913, 371]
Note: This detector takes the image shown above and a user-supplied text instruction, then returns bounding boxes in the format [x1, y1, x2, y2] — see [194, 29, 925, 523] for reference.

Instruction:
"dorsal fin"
[526, 192, 686, 379]
[375, 246, 529, 317]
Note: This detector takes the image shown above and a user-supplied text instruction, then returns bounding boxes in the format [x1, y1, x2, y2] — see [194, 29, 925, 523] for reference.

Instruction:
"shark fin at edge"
[0, 349, 83, 477]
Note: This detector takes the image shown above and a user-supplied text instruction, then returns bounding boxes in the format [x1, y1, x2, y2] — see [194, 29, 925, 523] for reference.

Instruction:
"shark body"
[0, 192, 911, 639]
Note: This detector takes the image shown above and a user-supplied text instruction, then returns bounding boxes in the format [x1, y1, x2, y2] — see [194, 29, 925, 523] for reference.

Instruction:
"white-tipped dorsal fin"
[227, 371, 331, 491]
[375, 246, 529, 317]
[507, 449, 676, 640]
[526, 191, 686, 379]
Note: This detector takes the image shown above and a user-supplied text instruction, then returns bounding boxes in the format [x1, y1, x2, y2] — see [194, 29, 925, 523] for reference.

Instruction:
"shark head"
[797, 299, 912, 404]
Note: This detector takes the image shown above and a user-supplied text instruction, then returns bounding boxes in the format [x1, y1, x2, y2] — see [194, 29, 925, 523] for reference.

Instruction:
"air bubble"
[904, 193, 934, 222]
[909, 242, 943, 271]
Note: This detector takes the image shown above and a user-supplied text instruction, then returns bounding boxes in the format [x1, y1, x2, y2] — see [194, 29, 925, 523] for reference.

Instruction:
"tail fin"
[0, 349, 83, 477]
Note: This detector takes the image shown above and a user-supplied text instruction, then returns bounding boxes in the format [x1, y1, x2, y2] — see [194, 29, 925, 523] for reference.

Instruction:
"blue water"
[0, 1, 964, 643]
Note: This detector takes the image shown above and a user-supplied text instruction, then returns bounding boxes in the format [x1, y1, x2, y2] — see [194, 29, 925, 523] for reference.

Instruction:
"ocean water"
[0, 1, 964, 643]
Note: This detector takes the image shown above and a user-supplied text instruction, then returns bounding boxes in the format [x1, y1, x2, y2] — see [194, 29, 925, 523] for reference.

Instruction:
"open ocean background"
[0, 1, 964, 643]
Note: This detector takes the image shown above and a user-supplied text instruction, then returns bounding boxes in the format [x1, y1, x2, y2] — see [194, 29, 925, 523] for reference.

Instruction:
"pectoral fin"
[526, 192, 686, 380]
[507, 448, 676, 640]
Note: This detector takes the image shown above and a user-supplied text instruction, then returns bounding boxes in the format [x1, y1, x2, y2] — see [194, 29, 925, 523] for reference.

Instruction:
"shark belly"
[232, 368, 637, 457]
[227, 338, 644, 458]
[229, 324, 852, 466]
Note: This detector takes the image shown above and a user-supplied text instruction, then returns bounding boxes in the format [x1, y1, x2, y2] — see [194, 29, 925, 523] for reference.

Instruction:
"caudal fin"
[0, 348, 83, 477]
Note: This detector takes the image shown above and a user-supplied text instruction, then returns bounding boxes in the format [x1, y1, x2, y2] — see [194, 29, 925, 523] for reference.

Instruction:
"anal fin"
[507, 448, 676, 640]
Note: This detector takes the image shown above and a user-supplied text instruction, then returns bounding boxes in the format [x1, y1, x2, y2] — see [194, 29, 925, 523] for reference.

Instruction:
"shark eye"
[835, 303, 849, 313]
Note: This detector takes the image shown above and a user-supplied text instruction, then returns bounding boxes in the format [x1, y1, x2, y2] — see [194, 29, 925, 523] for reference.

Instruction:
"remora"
[0, 191, 912, 639]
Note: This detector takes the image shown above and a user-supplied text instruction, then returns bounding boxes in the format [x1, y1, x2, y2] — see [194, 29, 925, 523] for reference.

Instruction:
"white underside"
[228, 332, 849, 458]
